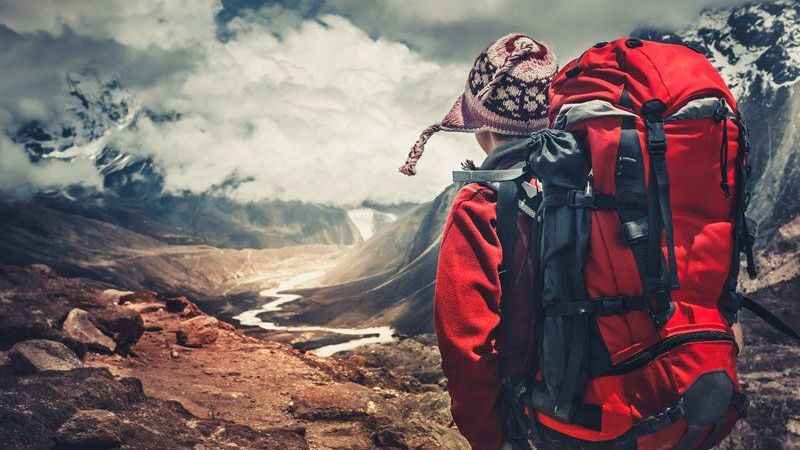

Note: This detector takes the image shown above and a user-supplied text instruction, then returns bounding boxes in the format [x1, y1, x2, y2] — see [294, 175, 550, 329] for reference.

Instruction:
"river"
[232, 271, 396, 357]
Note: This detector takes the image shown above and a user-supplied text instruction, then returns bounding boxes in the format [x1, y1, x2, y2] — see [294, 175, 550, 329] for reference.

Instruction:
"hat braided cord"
[399, 123, 442, 176]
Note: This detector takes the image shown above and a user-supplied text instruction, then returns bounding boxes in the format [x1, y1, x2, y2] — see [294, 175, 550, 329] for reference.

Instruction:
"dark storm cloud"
[321, 0, 764, 61]
[0, 25, 194, 126]
[0, 0, 770, 204]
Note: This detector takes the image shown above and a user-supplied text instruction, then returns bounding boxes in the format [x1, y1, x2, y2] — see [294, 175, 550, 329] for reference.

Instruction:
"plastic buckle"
[648, 290, 672, 328]
[567, 190, 579, 207]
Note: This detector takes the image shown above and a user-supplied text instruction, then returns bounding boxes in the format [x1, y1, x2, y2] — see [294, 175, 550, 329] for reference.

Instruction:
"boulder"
[62, 309, 116, 354]
[97, 289, 134, 305]
[117, 291, 160, 305]
[166, 296, 202, 318]
[54, 409, 123, 449]
[125, 302, 164, 315]
[164, 296, 188, 313]
[176, 316, 219, 347]
[92, 306, 144, 354]
[290, 382, 373, 420]
[9, 339, 83, 374]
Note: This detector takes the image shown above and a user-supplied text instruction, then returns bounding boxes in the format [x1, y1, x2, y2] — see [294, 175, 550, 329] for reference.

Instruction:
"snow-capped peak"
[640, 0, 800, 101]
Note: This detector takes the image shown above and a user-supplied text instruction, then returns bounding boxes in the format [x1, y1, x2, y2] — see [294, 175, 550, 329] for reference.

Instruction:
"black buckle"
[567, 189, 579, 206]
[713, 98, 728, 122]
[648, 290, 672, 328]
[567, 190, 598, 209]
[646, 123, 666, 155]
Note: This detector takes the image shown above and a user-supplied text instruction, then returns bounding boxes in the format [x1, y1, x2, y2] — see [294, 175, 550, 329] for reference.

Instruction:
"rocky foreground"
[3, 261, 800, 449]
[0, 264, 466, 450]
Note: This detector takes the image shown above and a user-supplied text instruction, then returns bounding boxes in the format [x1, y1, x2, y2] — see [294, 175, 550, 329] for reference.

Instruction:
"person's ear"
[475, 130, 493, 153]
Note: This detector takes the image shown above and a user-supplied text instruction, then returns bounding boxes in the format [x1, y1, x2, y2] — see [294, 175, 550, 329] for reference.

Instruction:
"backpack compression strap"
[495, 180, 531, 450]
[740, 295, 800, 341]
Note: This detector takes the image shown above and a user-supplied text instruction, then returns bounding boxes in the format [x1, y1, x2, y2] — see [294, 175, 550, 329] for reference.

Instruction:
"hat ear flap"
[399, 123, 442, 176]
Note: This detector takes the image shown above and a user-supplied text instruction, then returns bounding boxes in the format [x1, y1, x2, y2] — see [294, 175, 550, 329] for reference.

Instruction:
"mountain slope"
[289, 186, 459, 335]
[0, 198, 346, 299]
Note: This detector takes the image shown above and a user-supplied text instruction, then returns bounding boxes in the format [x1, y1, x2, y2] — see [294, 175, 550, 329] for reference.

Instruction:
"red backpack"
[452, 37, 800, 450]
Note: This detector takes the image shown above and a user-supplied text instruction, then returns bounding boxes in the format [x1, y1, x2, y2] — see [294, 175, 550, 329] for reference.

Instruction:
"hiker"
[399, 33, 558, 449]
[399, 35, 800, 450]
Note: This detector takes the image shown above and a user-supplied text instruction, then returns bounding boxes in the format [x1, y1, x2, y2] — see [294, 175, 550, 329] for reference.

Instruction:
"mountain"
[11, 70, 164, 199]
[4, 70, 364, 250]
[314, 0, 800, 335]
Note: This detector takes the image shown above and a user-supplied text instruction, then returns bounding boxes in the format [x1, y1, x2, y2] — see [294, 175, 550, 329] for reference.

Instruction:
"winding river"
[233, 271, 396, 357]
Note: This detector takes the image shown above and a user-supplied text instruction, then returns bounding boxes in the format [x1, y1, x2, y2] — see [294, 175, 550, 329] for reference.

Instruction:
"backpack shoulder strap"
[496, 180, 519, 292]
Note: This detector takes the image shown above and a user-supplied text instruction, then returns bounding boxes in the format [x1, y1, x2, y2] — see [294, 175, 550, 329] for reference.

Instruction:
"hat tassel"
[399, 123, 442, 176]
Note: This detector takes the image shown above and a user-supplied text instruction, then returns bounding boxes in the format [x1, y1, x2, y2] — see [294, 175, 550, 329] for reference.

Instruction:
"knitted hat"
[399, 33, 557, 176]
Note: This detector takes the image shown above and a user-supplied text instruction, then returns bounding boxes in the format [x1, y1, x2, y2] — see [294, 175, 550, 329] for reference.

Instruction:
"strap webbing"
[534, 391, 748, 450]
[616, 111, 666, 329]
[453, 167, 526, 183]
[644, 104, 680, 290]
[741, 296, 800, 341]
[541, 190, 619, 210]
[544, 296, 649, 317]
[494, 180, 533, 450]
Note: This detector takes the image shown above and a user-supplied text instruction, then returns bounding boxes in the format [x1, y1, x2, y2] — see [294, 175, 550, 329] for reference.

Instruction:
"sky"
[0, 0, 760, 205]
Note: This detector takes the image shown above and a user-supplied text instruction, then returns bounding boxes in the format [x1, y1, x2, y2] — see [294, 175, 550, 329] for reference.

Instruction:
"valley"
[1, 1, 800, 449]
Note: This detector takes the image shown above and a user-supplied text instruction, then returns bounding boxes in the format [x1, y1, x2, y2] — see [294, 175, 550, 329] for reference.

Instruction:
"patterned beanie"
[399, 33, 557, 176]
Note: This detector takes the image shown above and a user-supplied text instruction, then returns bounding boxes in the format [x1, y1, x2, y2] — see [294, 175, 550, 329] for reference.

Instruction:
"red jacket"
[434, 182, 538, 450]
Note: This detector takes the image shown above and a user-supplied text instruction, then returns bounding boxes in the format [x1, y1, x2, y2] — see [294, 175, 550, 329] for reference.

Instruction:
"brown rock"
[62, 308, 116, 354]
[9, 339, 83, 374]
[97, 289, 134, 305]
[54, 409, 123, 449]
[217, 320, 236, 331]
[29, 264, 55, 276]
[164, 296, 189, 313]
[117, 290, 160, 305]
[291, 382, 373, 420]
[126, 302, 164, 315]
[176, 316, 220, 347]
[165, 296, 202, 318]
[92, 306, 144, 354]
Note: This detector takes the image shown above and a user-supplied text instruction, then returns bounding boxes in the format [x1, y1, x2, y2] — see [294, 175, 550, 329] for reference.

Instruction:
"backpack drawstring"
[715, 99, 731, 198]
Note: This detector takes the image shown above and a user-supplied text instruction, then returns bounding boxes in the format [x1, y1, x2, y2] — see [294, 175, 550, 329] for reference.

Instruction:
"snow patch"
[347, 208, 397, 241]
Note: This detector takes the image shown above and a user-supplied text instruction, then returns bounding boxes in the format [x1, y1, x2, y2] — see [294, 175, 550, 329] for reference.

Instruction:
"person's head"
[475, 130, 515, 154]
[399, 33, 557, 176]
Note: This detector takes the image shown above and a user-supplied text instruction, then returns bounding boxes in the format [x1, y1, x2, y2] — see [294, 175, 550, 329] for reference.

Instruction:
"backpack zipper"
[604, 331, 735, 376]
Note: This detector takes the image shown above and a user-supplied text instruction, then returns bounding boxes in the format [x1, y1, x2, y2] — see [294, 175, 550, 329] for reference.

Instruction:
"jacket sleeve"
[434, 185, 505, 450]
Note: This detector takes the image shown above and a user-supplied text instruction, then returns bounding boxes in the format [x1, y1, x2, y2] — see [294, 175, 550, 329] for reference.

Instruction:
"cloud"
[116, 12, 484, 205]
[0, 0, 218, 50]
[0, 135, 102, 198]
[0, 24, 194, 127]
[324, 0, 764, 61]
[0, 0, 765, 205]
